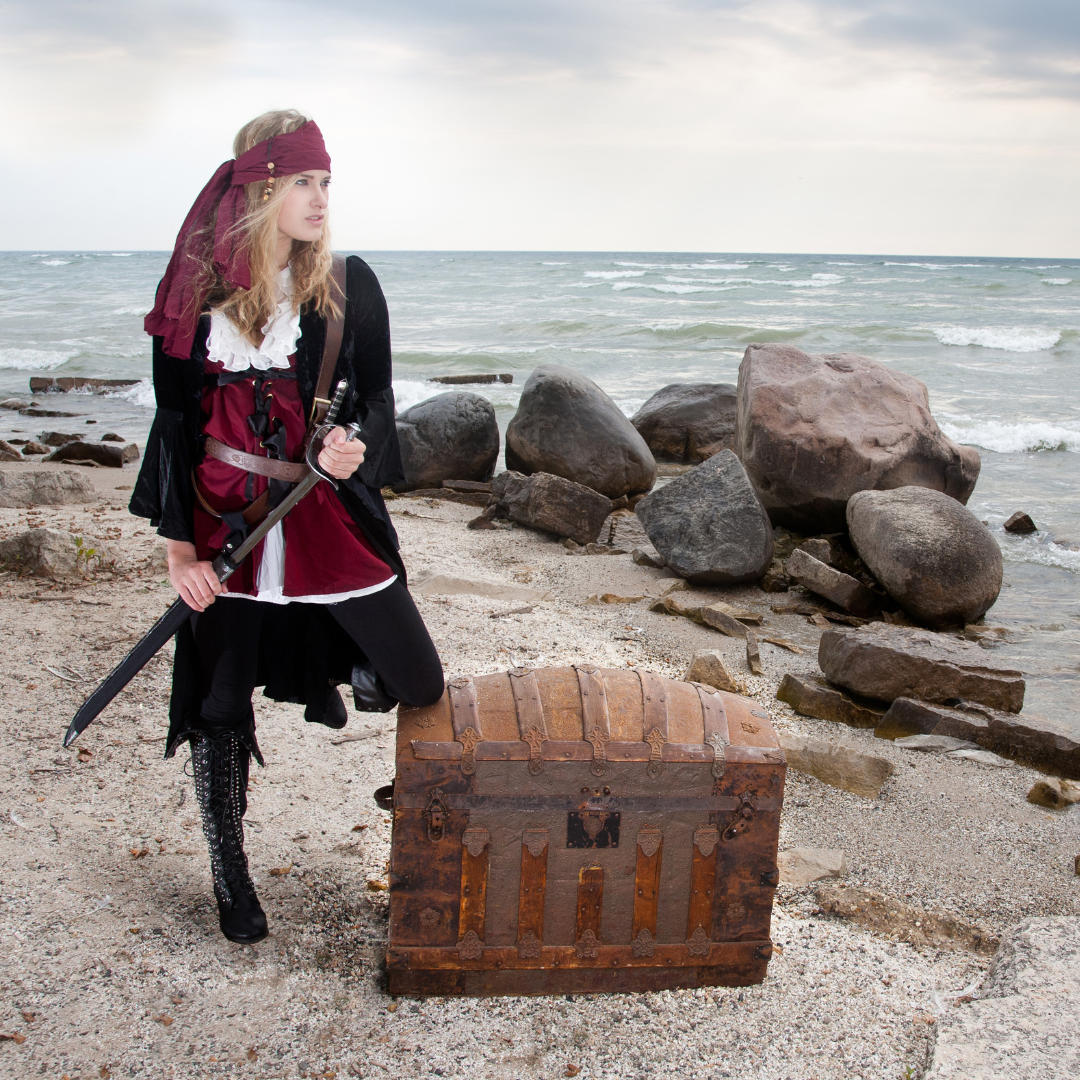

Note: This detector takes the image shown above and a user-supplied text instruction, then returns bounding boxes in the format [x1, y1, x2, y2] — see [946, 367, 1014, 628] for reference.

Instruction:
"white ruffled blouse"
[207, 266, 301, 371]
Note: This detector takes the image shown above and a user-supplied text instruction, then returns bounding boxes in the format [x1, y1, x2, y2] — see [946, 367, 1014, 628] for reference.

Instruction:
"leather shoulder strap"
[310, 253, 347, 426]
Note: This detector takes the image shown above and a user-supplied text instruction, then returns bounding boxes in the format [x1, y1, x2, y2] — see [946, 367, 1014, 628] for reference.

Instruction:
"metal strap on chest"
[636, 668, 670, 779]
[693, 682, 731, 779]
[573, 664, 611, 777]
[509, 668, 547, 775]
[448, 677, 483, 775]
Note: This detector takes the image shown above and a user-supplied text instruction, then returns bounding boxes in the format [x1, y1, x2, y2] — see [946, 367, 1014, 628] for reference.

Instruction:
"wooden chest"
[384, 665, 786, 997]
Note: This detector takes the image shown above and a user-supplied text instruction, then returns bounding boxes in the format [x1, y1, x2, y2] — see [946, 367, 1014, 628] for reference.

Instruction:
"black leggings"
[190, 580, 444, 729]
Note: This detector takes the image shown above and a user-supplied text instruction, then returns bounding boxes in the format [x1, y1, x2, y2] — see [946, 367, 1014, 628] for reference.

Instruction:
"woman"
[131, 110, 444, 945]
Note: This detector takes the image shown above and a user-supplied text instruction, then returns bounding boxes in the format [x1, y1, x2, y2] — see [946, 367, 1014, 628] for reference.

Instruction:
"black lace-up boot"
[191, 731, 268, 944]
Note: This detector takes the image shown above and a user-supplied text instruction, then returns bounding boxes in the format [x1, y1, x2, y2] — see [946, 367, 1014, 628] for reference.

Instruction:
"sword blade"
[63, 596, 194, 747]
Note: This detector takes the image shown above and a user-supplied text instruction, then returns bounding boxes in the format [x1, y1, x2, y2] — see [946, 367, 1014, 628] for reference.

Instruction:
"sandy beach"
[0, 460, 1076, 1080]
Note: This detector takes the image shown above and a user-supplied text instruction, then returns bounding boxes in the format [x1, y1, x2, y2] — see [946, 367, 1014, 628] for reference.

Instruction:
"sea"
[1, 251, 1077, 734]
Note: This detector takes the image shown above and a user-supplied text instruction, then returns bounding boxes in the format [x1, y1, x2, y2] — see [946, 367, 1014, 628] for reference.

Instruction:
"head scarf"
[145, 120, 331, 359]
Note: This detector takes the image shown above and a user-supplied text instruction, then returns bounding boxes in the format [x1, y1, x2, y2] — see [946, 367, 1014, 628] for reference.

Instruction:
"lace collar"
[207, 266, 301, 372]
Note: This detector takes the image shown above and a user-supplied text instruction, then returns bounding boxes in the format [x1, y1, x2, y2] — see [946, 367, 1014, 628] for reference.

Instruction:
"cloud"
[0, 1, 232, 149]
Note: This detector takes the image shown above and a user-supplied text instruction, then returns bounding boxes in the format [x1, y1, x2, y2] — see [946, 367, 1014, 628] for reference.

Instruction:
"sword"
[63, 379, 360, 748]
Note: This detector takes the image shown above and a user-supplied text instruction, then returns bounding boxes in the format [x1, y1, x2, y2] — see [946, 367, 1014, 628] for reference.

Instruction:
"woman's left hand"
[318, 426, 367, 479]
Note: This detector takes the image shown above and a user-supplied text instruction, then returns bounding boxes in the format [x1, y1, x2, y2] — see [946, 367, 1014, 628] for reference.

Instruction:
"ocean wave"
[540, 261, 568, 265]
[40, 259, 71, 266]
[934, 327, 1061, 352]
[999, 533, 1080, 574]
[0, 347, 77, 370]
[109, 379, 156, 409]
[1042, 278, 1072, 286]
[884, 262, 983, 269]
[613, 282, 736, 294]
[584, 270, 646, 279]
[939, 418, 1080, 453]
[112, 306, 148, 316]
[689, 263, 748, 270]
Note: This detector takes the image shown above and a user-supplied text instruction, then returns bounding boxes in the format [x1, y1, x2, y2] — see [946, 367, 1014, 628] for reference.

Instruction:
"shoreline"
[0, 463, 1076, 1078]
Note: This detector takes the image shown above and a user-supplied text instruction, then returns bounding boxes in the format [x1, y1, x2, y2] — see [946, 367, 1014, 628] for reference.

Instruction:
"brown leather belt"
[194, 479, 271, 526]
[204, 436, 308, 482]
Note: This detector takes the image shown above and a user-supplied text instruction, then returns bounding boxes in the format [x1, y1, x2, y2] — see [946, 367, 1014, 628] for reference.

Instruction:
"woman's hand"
[318, 426, 366, 480]
[167, 539, 222, 611]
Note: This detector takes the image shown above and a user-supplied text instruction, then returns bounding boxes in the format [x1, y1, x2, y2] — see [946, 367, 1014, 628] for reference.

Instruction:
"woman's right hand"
[167, 539, 222, 611]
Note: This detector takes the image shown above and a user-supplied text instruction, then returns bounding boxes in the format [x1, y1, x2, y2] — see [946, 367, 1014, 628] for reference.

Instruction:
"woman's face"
[276, 170, 331, 244]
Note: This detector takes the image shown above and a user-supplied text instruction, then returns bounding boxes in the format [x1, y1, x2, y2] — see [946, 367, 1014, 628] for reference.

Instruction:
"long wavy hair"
[193, 110, 340, 347]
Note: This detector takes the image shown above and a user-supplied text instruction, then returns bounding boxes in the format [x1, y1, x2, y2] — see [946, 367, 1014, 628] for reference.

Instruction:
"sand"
[0, 463, 1077, 1079]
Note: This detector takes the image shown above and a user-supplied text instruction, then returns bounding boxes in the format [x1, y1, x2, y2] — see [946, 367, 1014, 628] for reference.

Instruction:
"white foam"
[689, 263, 748, 270]
[614, 282, 734, 294]
[0, 347, 76, 371]
[540, 261, 568, 265]
[40, 259, 70, 266]
[939, 418, 1080, 453]
[811, 273, 843, 283]
[1042, 278, 1072, 286]
[584, 270, 646, 279]
[999, 533, 1080, 574]
[109, 253, 133, 257]
[112, 306, 148, 316]
[109, 378, 156, 409]
[392, 379, 442, 413]
[934, 327, 1061, 352]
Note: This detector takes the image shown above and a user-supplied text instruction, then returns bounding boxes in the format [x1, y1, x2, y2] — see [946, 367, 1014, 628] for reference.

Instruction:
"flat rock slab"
[815, 885, 999, 956]
[926, 917, 1080, 1079]
[894, 733, 979, 753]
[409, 572, 551, 603]
[776, 672, 886, 730]
[777, 732, 894, 799]
[45, 441, 138, 468]
[0, 468, 95, 508]
[777, 847, 847, 886]
[819, 623, 1025, 713]
[493, 470, 613, 545]
[878, 697, 1080, 780]
[785, 547, 881, 617]
[945, 748, 1011, 768]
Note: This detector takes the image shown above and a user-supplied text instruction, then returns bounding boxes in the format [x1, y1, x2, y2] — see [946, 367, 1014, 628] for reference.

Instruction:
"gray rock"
[819, 623, 1025, 712]
[945, 748, 1011, 767]
[877, 697, 1079, 779]
[0, 468, 95, 508]
[796, 538, 833, 564]
[631, 547, 666, 569]
[735, 343, 980, 532]
[847, 486, 1002, 627]
[395, 392, 499, 491]
[0, 528, 111, 580]
[40, 431, 82, 447]
[505, 364, 656, 498]
[777, 732, 894, 799]
[1002, 510, 1037, 534]
[0, 398, 29, 410]
[894, 733, 978, 753]
[29, 376, 139, 393]
[925, 917, 1080, 1079]
[776, 672, 886, 729]
[21, 441, 48, 455]
[45, 441, 139, 467]
[495, 470, 613, 545]
[634, 450, 774, 584]
[785, 547, 881, 617]
[0, 440, 21, 462]
[630, 382, 737, 463]
[777, 848, 847, 887]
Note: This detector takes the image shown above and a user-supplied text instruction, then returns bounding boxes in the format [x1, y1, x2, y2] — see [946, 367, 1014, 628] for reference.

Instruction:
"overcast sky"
[1, 0, 1078, 254]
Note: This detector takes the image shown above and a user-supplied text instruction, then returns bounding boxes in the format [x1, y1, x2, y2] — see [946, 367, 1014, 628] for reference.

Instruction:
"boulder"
[735, 343, 981, 532]
[847, 487, 1002, 627]
[777, 731, 894, 798]
[493, 470, 612, 545]
[40, 431, 82, 447]
[0, 440, 21, 462]
[22, 441, 48, 455]
[505, 364, 656, 498]
[45, 441, 139, 467]
[0, 468, 95, 508]
[634, 450, 774, 584]
[395, 392, 499, 491]
[876, 697, 1079, 779]
[925, 917, 1080, 1079]
[684, 650, 741, 694]
[777, 848, 847, 887]
[0, 398, 29, 410]
[630, 383, 737, 463]
[0, 528, 111, 580]
[1026, 777, 1080, 809]
[819, 623, 1025, 713]
[776, 672, 885, 729]
[1003, 511, 1037, 534]
[785, 547, 881, 617]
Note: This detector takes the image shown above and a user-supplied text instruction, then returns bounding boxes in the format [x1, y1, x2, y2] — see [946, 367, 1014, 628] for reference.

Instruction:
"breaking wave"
[934, 327, 1061, 352]
[0, 347, 77, 371]
[939, 418, 1080, 453]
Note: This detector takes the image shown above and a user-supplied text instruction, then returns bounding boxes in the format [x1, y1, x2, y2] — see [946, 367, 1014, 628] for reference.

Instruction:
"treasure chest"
[383, 665, 786, 997]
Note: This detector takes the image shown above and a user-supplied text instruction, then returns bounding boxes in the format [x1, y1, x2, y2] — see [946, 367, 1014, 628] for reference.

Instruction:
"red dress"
[192, 352, 395, 603]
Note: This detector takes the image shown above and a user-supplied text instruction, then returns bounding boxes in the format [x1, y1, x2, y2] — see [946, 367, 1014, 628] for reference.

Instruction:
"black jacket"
[129, 255, 407, 758]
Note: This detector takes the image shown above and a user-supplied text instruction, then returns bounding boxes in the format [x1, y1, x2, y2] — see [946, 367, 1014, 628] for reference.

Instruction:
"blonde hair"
[199, 109, 340, 347]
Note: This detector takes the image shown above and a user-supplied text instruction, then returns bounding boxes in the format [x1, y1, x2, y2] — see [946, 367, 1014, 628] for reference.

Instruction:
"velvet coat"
[129, 255, 407, 759]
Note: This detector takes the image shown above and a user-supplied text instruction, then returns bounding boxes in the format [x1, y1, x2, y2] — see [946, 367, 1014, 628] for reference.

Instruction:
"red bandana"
[145, 121, 332, 359]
